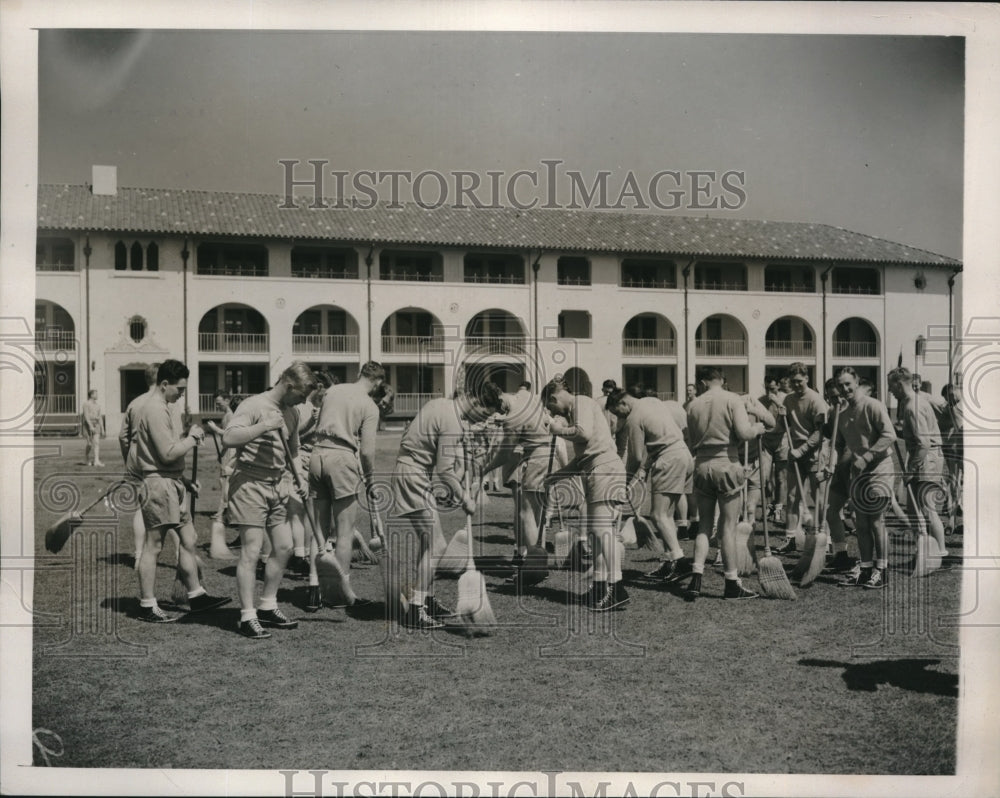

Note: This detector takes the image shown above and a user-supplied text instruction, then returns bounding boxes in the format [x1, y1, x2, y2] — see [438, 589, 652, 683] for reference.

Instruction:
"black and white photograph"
[2, 2, 999, 796]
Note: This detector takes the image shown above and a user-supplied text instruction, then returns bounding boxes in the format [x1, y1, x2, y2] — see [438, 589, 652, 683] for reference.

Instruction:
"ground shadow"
[798, 657, 958, 698]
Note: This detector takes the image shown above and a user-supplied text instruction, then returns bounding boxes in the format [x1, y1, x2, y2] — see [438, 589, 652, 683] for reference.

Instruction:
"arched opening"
[292, 305, 360, 354]
[765, 316, 816, 358]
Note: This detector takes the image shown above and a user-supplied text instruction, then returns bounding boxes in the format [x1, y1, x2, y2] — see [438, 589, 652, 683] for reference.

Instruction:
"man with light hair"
[223, 361, 317, 639]
[81, 389, 104, 467]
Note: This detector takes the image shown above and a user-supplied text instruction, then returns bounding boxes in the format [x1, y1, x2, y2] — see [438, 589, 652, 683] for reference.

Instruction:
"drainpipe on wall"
[532, 250, 542, 389]
[365, 244, 375, 364]
[181, 239, 190, 416]
[820, 264, 834, 384]
[83, 235, 93, 395]
[948, 267, 961, 383]
[682, 260, 693, 387]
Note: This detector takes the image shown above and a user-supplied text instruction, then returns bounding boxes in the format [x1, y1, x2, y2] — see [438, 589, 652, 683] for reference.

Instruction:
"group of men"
[116, 352, 963, 638]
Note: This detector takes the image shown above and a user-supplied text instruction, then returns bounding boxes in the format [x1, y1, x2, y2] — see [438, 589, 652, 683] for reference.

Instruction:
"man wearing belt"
[543, 380, 629, 611]
[834, 366, 897, 589]
[308, 361, 385, 606]
[684, 366, 766, 601]
[776, 363, 828, 554]
[223, 361, 317, 639]
[888, 366, 948, 560]
[131, 359, 230, 623]
[606, 388, 694, 584]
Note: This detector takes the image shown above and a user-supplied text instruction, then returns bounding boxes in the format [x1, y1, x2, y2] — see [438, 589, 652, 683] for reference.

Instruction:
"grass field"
[31, 433, 962, 774]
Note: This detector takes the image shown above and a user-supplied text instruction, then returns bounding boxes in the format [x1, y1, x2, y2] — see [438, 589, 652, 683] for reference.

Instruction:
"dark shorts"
[649, 446, 694, 495]
[693, 457, 745, 500]
[140, 474, 191, 530]
[828, 461, 851, 498]
[228, 468, 291, 529]
[309, 446, 363, 502]
[849, 466, 894, 515]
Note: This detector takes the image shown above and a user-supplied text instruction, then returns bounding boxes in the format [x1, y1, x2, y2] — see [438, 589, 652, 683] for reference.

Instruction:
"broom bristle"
[912, 534, 941, 577]
[620, 517, 638, 547]
[791, 533, 817, 580]
[799, 532, 828, 587]
[456, 569, 496, 634]
[634, 516, 665, 553]
[757, 554, 796, 599]
[317, 551, 356, 606]
[437, 528, 469, 575]
[45, 513, 83, 553]
[735, 521, 757, 575]
[553, 528, 571, 564]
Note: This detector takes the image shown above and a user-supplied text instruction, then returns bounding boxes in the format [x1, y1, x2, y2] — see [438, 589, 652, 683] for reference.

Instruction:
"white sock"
[259, 596, 278, 611]
[294, 547, 306, 558]
[411, 590, 427, 606]
[139, 597, 157, 609]
[875, 560, 887, 570]
[240, 609, 258, 622]
[186, 586, 206, 600]
[724, 569, 738, 581]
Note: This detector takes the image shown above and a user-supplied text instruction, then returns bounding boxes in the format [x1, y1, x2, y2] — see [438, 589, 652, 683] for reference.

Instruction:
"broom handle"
[189, 439, 199, 517]
[784, 414, 810, 524]
[742, 441, 749, 522]
[211, 430, 223, 463]
[81, 481, 121, 517]
[818, 402, 841, 536]
[463, 436, 475, 569]
[536, 437, 558, 546]
[760, 435, 772, 555]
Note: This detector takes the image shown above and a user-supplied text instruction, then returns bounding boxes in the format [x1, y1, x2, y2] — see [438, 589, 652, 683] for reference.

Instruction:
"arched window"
[115, 241, 127, 270]
[147, 242, 159, 271]
[130, 242, 144, 271]
[128, 316, 147, 343]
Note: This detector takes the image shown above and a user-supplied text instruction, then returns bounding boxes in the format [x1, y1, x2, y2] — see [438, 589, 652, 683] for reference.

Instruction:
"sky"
[38, 30, 964, 259]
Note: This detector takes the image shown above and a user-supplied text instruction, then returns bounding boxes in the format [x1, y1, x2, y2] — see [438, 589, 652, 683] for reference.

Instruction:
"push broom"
[278, 428, 357, 606]
[756, 447, 796, 599]
[735, 441, 757, 576]
[455, 439, 496, 635]
[794, 402, 839, 586]
[45, 481, 122, 553]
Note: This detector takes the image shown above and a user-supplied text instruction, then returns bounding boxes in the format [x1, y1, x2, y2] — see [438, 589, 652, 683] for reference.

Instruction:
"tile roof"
[37, 184, 961, 267]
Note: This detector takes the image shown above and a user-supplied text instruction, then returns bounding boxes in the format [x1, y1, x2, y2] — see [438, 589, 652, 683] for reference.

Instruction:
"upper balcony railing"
[198, 332, 269, 353]
[622, 338, 677, 357]
[463, 274, 525, 285]
[292, 334, 359, 354]
[465, 336, 527, 356]
[693, 280, 747, 291]
[381, 335, 445, 355]
[833, 340, 878, 358]
[764, 283, 814, 293]
[695, 339, 747, 357]
[34, 331, 77, 351]
[36, 262, 76, 272]
[381, 271, 444, 283]
[764, 340, 815, 357]
[620, 277, 677, 289]
[197, 263, 268, 278]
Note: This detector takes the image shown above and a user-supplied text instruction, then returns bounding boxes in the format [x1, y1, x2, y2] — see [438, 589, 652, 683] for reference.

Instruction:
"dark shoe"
[863, 567, 886, 590]
[304, 585, 322, 613]
[837, 564, 869, 587]
[544, 541, 555, 554]
[569, 540, 593, 572]
[424, 595, 455, 619]
[828, 551, 857, 573]
[775, 538, 797, 556]
[642, 560, 675, 581]
[258, 608, 299, 629]
[187, 593, 232, 613]
[238, 617, 271, 639]
[137, 605, 178, 623]
[578, 580, 607, 607]
[402, 604, 444, 630]
[723, 579, 758, 600]
[591, 581, 630, 612]
[683, 573, 702, 602]
[287, 555, 310, 578]
[349, 597, 378, 609]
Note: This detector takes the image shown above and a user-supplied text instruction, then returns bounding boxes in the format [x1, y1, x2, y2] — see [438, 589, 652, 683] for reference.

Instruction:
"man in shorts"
[776, 363, 828, 554]
[81, 389, 105, 467]
[205, 390, 238, 560]
[543, 380, 630, 611]
[223, 361, 317, 639]
[308, 361, 385, 607]
[131, 359, 230, 622]
[834, 366, 897, 589]
[758, 377, 788, 524]
[888, 367, 949, 559]
[119, 363, 163, 568]
[605, 388, 694, 584]
[684, 366, 766, 601]
[818, 379, 856, 573]
[388, 381, 505, 629]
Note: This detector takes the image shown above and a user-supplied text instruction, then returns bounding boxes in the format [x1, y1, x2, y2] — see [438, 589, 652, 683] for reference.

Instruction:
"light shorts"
[140, 474, 191, 530]
[519, 445, 556, 493]
[212, 475, 230, 523]
[227, 467, 291, 529]
[648, 445, 694, 495]
[849, 464, 894, 515]
[580, 454, 627, 507]
[390, 461, 438, 517]
[309, 446, 363, 503]
[693, 457, 745, 500]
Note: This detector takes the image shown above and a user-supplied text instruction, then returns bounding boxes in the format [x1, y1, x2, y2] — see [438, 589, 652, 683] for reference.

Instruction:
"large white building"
[34, 171, 962, 434]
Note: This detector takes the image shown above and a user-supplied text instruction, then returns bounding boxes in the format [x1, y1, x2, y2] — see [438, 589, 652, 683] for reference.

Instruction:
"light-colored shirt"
[837, 395, 896, 473]
[623, 396, 687, 475]
[686, 387, 758, 460]
[550, 394, 619, 469]
[227, 391, 300, 473]
[782, 388, 827, 454]
[313, 381, 379, 475]
[897, 393, 942, 472]
[130, 392, 189, 477]
[81, 399, 102, 432]
[396, 397, 464, 474]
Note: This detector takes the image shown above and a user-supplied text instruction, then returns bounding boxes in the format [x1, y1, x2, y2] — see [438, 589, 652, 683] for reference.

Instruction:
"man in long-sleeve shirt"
[132, 360, 229, 623]
[888, 366, 948, 559]
[606, 390, 694, 584]
[81, 389, 104, 467]
[544, 381, 629, 611]
[223, 361, 317, 639]
[685, 366, 765, 600]
[834, 366, 897, 589]
[388, 383, 504, 629]
[309, 361, 385, 592]
[776, 363, 828, 553]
